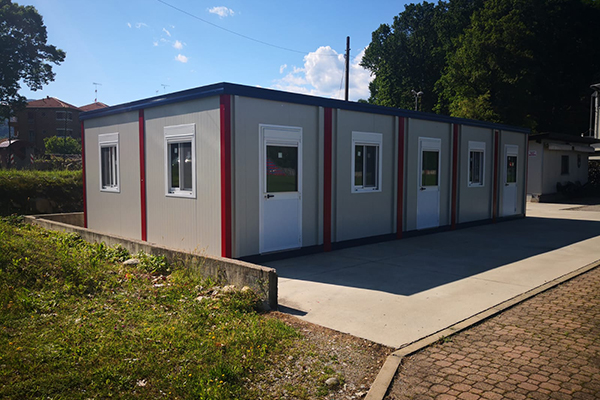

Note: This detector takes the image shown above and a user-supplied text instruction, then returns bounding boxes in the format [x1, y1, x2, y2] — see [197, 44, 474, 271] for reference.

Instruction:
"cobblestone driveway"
[385, 266, 600, 400]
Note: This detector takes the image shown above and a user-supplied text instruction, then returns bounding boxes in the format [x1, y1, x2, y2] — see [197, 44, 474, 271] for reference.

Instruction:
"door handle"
[265, 194, 274, 199]
[419, 187, 426, 191]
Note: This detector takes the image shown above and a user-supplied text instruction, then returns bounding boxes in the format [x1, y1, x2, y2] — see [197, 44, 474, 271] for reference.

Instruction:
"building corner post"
[220, 94, 232, 258]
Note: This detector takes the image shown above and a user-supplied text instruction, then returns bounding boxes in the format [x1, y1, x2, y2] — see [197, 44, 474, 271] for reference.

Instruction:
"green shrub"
[0, 169, 82, 215]
[43, 135, 81, 154]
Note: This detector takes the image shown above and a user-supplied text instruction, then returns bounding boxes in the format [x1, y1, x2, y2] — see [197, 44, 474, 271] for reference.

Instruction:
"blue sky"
[17, 0, 412, 107]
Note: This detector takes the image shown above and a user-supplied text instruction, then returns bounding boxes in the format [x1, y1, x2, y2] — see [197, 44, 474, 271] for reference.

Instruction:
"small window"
[56, 111, 65, 121]
[561, 155, 569, 175]
[29, 130, 35, 142]
[98, 133, 119, 192]
[56, 128, 73, 137]
[164, 124, 196, 198]
[352, 132, 382, 192]
[468, 141, 485, 187]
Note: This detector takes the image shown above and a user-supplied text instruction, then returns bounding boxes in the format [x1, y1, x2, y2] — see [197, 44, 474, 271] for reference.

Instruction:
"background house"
[527, 132, 599, 201]
[12, 97, 81, 153]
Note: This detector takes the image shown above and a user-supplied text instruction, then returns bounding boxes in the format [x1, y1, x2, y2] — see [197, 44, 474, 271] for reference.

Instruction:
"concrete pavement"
[267, 202, 600, 348]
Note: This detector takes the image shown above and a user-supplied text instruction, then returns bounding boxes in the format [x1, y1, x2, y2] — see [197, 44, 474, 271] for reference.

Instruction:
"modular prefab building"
[80, 83, 529, 259]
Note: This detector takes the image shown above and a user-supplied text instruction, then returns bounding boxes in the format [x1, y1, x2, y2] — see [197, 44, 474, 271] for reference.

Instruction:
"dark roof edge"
[529, 132, 600, 144]
[80, 82, 530, 134]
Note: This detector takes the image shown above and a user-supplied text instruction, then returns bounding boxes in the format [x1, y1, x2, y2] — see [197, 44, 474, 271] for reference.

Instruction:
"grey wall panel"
[458, 126, 494, 223]
[84, 112, 141, 239]
[500, 131, 527, 215]
[333, 110, 395, 242]
[405, 119, 452, 231]
[144, 97, 222, 256]
[527, 141, 543, 195]
[233, 96, 321, 257]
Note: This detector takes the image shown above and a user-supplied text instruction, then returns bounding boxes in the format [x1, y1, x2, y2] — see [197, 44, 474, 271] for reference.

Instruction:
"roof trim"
[529, 132, 600, 145]
[80, 82, 530, 134]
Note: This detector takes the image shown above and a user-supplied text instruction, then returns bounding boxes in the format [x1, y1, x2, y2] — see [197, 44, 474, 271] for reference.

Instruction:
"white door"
[259, 125, 302, 253]
[501, 145, 519, 216]
[417, 137, 441, 229]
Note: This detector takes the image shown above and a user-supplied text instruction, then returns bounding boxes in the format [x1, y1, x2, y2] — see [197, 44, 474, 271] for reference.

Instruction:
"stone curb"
[364, 259, 600, 400]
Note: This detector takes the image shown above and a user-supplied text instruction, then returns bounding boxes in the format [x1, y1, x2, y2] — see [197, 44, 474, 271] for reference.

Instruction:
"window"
[98, 133, 119, 192]
[352, 132, 382, 192]
[468, 141, 486, 187]
[29, 130, 35, 142]
[56, 111, 73, 121]
[28, 112, 34, 124]
[56, 128, 73, 137]
[164, 124, 196, 198]
[561, 155, 569, 175]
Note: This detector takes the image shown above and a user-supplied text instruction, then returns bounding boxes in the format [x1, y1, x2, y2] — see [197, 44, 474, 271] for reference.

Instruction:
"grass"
[0, 217, 301, 399]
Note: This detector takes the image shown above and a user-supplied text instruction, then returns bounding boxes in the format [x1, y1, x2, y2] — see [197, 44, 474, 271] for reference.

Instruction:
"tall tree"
[436, 0, 600, 133]
[361, 0, 485, 112]
[0, 0, 65, 121]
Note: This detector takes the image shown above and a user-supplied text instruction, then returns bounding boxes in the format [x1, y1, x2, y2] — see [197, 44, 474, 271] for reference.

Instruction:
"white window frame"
[468, 141, 486, 187]
[351, 131, 383, 193]
[164, 123, 196, 198]
[98, 133, 120, 193]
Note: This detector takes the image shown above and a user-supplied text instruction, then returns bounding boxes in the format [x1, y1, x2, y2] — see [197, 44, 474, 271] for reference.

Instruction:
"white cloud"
[279, 64, 288, 74]
[173, 40, 184, 50]
[135, 22, 148, 29]
[163, 28, 171, 37]
[153, 41, 159, 47]
[272, 46, 373, 101]
[175, 54, 188, 63]
[127, 22, 132, 28]
[208, 6, 235, 18]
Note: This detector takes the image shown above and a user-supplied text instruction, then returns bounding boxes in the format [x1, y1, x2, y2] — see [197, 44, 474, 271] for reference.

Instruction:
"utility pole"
[161, 84, 170, 93]
[345, 36, 350, 101]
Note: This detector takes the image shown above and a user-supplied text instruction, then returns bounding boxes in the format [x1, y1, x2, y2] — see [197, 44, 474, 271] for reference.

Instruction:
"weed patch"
[0, 219, 302, 399]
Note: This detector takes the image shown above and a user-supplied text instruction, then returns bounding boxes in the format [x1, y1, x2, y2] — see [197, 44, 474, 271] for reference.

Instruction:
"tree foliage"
[0, 0, 65, 121]
[362, 0, 600, 134]
[44, 135, 81, 155]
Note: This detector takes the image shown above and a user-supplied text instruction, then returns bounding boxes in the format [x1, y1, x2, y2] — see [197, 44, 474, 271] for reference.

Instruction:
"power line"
[157, 0, 333, 56]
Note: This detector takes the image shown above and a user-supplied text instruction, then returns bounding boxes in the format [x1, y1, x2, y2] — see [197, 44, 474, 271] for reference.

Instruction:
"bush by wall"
[0, 170, 83, 216]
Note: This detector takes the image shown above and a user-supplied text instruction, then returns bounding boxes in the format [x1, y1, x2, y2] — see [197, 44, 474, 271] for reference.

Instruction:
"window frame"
[164, 123, 196, 198]
[467, 141, 486, 187]
[561, 155, 569, 175]
[56, 111, 73, 121]
[98, 133, 120, 193]
[351, 131, 383, 193]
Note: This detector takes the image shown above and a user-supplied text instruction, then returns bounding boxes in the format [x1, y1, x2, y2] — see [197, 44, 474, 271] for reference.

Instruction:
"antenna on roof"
[93, 82, 102, 102]
[161, 84, 169, 93]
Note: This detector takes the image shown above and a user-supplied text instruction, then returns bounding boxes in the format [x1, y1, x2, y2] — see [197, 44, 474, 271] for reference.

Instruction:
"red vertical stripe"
[81, 121, 87, 228]
[524, 139, 529, 214]
[451, 124, 459, 229]
[492, 130, 500, 222]
[220, 95, 232, 258]
[323, 108, 333, 252]
[138, 110, 147, 241]
[396, 117, 405, 239]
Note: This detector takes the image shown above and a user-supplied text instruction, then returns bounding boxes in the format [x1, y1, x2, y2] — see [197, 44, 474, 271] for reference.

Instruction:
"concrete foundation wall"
[25, 215, 278, 310]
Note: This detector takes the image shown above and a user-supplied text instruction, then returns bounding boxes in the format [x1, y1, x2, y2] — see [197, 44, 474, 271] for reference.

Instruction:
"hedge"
[0, 169, 83, 216]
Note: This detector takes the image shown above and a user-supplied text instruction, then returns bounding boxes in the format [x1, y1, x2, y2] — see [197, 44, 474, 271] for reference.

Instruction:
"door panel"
[259, 126, 302, 253]
[501, 145, 519, 216]
[417, 138, 441, 229]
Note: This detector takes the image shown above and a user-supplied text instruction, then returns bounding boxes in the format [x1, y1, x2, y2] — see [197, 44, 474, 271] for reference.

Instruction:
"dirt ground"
[246, 312, 393, 399]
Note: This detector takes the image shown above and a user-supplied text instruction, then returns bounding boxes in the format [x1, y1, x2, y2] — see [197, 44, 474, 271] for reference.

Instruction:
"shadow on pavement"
[271, 217, 600, 297]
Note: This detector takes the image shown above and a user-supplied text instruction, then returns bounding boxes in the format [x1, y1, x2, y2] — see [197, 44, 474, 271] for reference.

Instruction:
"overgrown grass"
[0, 219, 299, 399]
[0, 169, 82, 215]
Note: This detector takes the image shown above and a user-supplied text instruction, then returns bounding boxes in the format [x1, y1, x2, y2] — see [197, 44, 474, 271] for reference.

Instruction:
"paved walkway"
[385, 265, 600, 400]
[269, 203, 600, 348]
